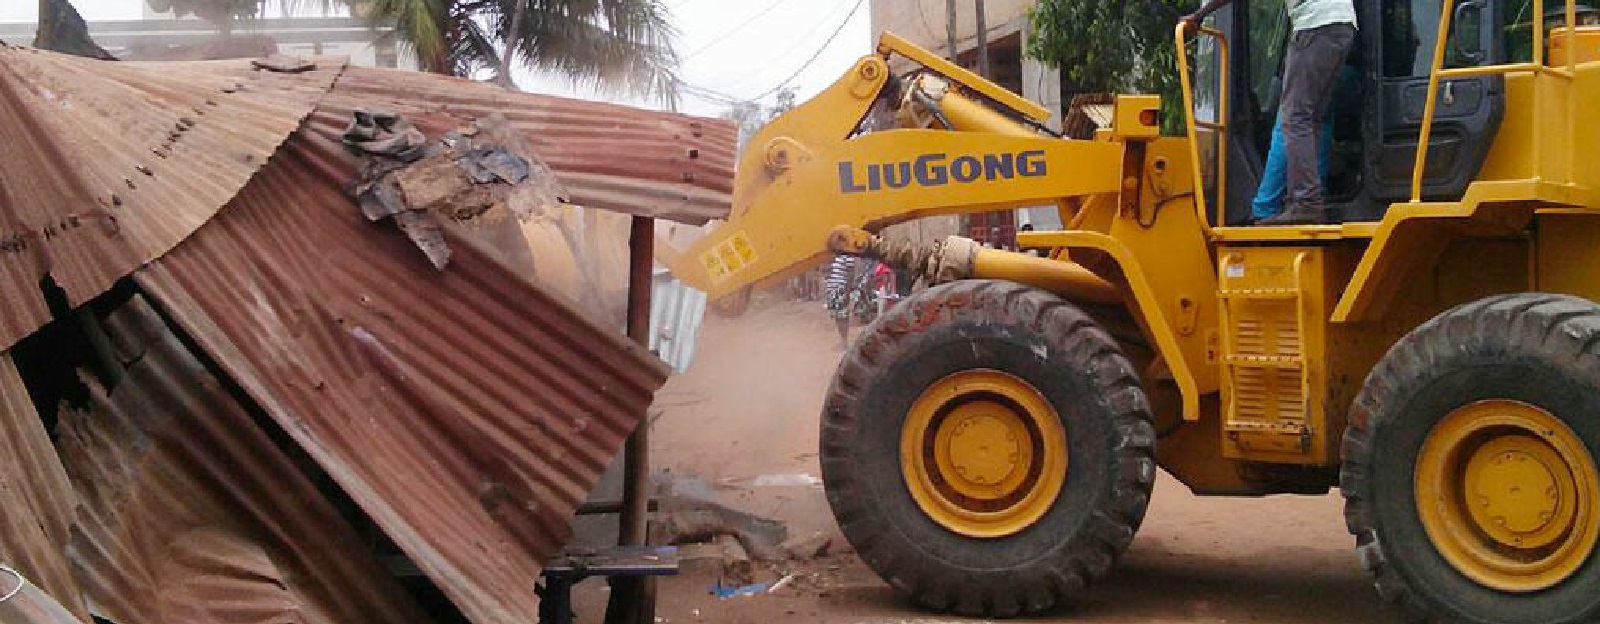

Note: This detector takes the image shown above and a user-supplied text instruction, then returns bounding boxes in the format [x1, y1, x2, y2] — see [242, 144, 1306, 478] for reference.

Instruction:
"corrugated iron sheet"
[650, 269, 706, 372]
[0, 49, 736, 357]
[312, 66, 736, 226]
[0, 582, 83, 624]
[0, 354, 87, 623]
[1, 46, 712, 624]
[135, 129, 672, 624]
[52, 296, 437, 624]
[0, 44, 344, 352]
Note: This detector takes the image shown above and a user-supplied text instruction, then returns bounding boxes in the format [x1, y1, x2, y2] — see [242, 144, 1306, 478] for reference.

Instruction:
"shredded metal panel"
[136, 134, 671, 624]
[56, 297, 435, 624]
[0, 45, 344, 351]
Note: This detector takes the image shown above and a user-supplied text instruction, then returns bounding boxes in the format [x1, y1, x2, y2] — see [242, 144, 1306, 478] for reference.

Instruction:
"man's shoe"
[1256, 203, 1327, 226]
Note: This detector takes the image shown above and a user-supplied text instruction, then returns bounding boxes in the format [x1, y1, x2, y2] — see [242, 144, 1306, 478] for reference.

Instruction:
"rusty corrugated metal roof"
[2, 47, 700, 624]
[0, 354, 87, 623]
[313, 66, 736, 225]
[0, 45, 344, 352]
[134, 129, 671, 624]
[0, 583, 83, 624]
[0, 49, 735, 356]
[41, 296, 438, 624]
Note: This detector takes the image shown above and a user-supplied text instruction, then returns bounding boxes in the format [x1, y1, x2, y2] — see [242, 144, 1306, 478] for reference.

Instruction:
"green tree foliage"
[353, 0, 680, 103]
[1027, 0, 1194, 127]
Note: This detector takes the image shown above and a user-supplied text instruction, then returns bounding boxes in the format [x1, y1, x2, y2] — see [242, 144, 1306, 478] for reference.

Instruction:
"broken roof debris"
[0, 44, 736, 624]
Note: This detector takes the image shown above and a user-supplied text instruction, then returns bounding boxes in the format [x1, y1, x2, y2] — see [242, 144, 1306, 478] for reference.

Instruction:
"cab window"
[1384, 0, 1496, 76]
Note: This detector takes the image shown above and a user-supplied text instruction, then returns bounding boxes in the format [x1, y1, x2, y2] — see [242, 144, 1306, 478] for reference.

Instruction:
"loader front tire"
[1343, 293, 1600, 624]
[821, 280, 1155, 617]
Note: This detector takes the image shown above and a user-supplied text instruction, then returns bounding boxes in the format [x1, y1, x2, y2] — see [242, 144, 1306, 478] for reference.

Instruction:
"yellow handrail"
[1175, 23, 1230, 233]
[1411, 0, 1580, 202]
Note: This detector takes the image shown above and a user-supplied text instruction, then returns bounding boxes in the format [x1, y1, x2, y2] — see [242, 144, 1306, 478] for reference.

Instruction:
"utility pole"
[945, 0, 958, 63]
[975, 0, 990, 78]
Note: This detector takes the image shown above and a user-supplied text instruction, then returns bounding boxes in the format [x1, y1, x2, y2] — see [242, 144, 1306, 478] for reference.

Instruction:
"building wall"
[870, 0, 1033, 57]
[869, 0, 1059, 130]
[0, 17, 409, 69]
[868, 0, 1062, 240]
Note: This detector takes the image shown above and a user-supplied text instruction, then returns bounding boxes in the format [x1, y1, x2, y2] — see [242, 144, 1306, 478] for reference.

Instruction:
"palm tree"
[360, 0, 680, 104]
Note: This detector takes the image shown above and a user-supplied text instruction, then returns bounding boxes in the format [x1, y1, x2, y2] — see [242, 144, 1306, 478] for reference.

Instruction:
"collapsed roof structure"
[0, 44, 735, 624]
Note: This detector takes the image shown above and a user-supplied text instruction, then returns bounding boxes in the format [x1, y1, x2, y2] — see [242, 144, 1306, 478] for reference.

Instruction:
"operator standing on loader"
[1183, 0, 1357, 225]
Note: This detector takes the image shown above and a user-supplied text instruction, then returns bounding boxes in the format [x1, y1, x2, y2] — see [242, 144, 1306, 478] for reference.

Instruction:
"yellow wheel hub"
[901, 370, 1067, 538]
[1415, 400, 1600, 592]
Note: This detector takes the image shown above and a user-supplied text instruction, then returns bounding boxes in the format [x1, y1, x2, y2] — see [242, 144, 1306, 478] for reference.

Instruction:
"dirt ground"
[571, 296, 1406, 624]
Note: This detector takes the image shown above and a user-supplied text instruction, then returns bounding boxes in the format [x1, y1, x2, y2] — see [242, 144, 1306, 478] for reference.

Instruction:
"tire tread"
[1342, 293, 1600, 624]
[822, 280, 1154, 617]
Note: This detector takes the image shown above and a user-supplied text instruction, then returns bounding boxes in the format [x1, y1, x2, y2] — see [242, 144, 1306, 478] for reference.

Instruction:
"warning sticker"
[702, 251, 729, 282]
[699, 231, 758, 284]
[730, 232, 757, 266]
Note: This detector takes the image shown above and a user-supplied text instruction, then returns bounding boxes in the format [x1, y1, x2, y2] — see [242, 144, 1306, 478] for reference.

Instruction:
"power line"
[747, 0, 865, 101]
[675, 0, 864, 109]
[682, 0, 792, 61]
[676, 81, 745, 106]
[720, 0, 855, 91]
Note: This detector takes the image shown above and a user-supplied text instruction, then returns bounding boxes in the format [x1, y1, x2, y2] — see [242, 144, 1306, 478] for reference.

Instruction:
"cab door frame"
[1357, 0, 1506, 215]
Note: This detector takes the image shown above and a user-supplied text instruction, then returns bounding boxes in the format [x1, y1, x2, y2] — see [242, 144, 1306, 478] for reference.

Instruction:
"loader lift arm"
[668, 32, 1220, 424]
[670, 33, 1128, 301]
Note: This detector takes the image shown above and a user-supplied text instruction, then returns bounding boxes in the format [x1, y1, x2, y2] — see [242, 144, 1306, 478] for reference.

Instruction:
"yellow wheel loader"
[666, 1, 1600, 621]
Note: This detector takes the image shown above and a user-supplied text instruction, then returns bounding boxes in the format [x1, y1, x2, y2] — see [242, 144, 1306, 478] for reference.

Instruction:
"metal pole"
[975, 0, 990, 78]
[605, 215, 656, 624]
[620, 216, 653, 546]
[946, 0, 959, 62]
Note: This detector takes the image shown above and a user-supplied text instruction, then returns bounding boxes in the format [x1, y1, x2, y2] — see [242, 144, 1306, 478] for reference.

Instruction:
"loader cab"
[1202, 0, 1532, 224]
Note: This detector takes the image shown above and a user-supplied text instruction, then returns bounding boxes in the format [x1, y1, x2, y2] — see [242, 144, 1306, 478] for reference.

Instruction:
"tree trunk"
[496, 0, 528, 89]
[34, 0, 114, 59]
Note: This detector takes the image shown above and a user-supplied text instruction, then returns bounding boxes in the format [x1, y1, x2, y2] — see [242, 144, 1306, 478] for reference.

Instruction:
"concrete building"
[870, 0, 1065, 244]
[870, 0, 1062, 129]
[0, 13, 410, 68]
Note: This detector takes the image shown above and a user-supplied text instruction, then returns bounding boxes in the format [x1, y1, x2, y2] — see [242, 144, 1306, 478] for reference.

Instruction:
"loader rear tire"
[820, 280, 1155, 617]
[1343, 293, 1600, 624]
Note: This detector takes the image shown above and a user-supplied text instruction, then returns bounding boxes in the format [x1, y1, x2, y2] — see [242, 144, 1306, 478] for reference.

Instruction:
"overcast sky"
[0, 0, 874, 118]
